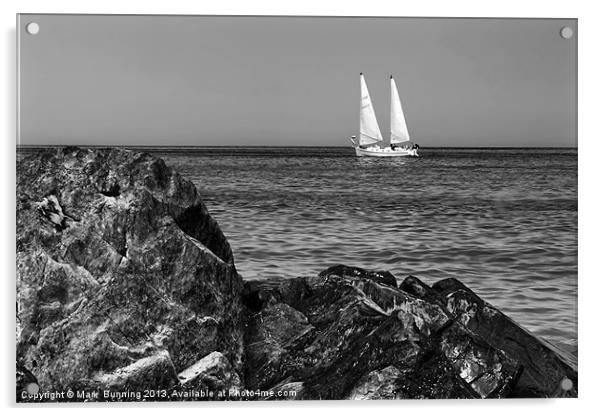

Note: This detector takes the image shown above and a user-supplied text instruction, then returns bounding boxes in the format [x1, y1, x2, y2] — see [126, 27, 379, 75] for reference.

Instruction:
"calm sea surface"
[160, 147, 577, 351]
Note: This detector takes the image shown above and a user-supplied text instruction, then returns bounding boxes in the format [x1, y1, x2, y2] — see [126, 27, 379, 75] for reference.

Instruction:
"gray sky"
[18, 15, 576, 147]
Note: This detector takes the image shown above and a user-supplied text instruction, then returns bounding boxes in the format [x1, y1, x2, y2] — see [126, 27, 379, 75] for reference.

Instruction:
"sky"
[18, 15, 576, 147]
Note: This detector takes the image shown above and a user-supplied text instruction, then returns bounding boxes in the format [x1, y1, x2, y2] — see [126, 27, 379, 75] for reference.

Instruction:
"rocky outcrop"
[17, 147, 244, 397]
[428, 278, 578, 397]
[242, 265, 577, 399]
[16, 148, 577, 401]
[241, 265, 522, 399]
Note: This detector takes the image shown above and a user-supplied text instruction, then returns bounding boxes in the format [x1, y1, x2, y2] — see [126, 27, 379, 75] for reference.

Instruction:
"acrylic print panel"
[16, 14, 577, 402]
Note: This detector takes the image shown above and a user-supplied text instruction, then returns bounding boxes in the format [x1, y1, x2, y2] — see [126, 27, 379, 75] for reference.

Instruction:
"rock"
[399, 275, 442, 304]
[35, 195, 71, 231]
[16, 362, 39, 402]
[244, 302, 315, 389]
[348, 366, 406, 400]
[431, 278, 578, 397]
[177, 351, 242, 392]
[438, 321, 518, 398]
[319, 264, 398, 288]
[241, 276, 312, 312]
[16, 148, 244, 396]
[242, 268, 523, 399]
[264, 380, 304, 400]
[92, 350, 178, 391]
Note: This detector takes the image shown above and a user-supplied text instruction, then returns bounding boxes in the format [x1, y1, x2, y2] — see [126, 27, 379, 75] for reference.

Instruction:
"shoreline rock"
[430, 278, 578, 397]
[16, 148, 577, 401]
[241, 266, 577, 399]
[17, 147, 245, 396]
[242, 265, 521, 399]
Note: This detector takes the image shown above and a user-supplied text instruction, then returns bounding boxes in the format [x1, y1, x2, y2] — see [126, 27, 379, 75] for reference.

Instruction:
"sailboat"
[350, 73, 419, 157]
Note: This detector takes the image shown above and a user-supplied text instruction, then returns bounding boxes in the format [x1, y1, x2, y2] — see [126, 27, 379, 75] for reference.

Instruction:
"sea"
[18, 146, 578, 352]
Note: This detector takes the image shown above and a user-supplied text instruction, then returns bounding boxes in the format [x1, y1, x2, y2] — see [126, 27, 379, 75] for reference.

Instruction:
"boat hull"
[354, 146, 418, 157]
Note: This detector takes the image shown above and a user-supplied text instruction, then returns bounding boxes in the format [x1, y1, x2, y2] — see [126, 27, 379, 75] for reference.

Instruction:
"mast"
[359, 73, 383, 146]
[390, 75, 411, 144]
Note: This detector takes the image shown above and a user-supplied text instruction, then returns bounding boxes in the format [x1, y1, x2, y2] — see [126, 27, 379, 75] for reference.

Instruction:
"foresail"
[390, 76, 411, 144]
[359, 74, 383, 146]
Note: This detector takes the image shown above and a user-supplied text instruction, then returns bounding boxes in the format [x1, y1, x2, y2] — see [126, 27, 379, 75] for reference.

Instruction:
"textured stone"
[319, 264, 398, 288]
[178, 351, 241, 390]
[432, 278, 578, 397]
[16, 148, 244, 395]
[242, 267, 523, 399]
[244, 302, 315, 389]
[92, 350, 178, 391]
[348, 366, 406, 400]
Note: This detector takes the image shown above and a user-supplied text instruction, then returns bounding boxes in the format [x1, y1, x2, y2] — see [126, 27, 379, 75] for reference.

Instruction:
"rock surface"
[92, 350, 179, 391]
[347, 366, 405, 400]
[17, 147, 244, 396]
[177, 351, 242, 392]
[242, 266, 577, 399]
[430, 278, 578, 397]
[16, 149, 577, 401]
[242, 265, 520, 399]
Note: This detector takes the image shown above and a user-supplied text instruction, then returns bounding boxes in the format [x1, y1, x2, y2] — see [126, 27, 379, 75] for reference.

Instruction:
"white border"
[3, 1, 600, 415]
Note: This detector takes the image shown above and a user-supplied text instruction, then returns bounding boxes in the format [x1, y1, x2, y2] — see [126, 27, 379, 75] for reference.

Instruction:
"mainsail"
[390, 75, 411, 144]
[359, 73, 383, 146]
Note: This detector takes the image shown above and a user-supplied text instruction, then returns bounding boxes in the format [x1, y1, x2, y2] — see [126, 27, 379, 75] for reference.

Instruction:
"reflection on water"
[162, 147, 577, 351]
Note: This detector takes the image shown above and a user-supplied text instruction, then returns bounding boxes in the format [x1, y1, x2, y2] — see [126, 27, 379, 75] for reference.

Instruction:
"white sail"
[359, 74, 383, 146]
[390, 76, 411, 144]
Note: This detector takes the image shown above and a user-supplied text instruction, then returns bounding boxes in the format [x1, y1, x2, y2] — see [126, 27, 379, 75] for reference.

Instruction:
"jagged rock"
[241, 276, 312, 312]
[264, 380, 304, 400]
[399, 275, 442, 303]
[177, 351, 241, 392]
[402, 275, 578, 397]
[92, 350, 178, 391]
[241, 266, 523, 399]
[245, 302, 315, 389]
[16, 148, 244, 395]
[35, 195, 71, 231]
[319, 264, 398, 288]
[431, 278, 578, 397]
[439, 321, 518, 398]
[348, 366, 406, 400]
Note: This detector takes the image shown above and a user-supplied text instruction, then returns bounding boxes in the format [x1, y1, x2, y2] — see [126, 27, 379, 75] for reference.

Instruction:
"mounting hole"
[26, 22, 40, 35]
[26, 382, 40, 395]
[560, 377, 573, 391]
[560, 26, 573, 39]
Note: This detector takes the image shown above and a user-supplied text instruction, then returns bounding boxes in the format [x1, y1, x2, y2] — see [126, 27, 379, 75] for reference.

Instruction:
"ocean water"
[160, 147, 577, 351]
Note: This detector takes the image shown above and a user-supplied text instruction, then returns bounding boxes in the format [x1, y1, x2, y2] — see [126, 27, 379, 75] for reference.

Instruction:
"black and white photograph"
[15, 13, 577, 402]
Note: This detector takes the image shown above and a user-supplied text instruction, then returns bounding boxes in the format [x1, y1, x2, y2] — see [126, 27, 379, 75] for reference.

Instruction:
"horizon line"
[16, 144, 578, 149]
